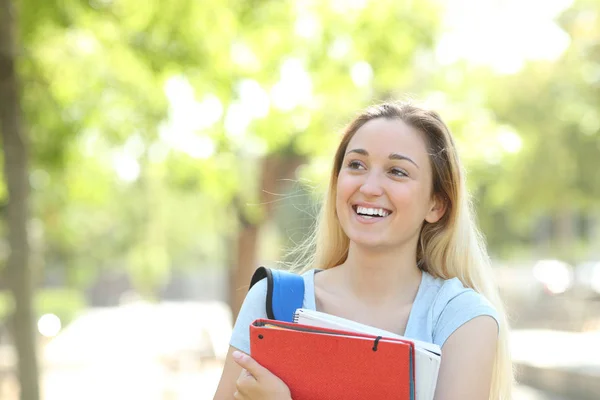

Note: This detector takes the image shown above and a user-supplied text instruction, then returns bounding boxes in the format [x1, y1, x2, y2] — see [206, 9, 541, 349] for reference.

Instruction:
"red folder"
[250, 319, 415, 400]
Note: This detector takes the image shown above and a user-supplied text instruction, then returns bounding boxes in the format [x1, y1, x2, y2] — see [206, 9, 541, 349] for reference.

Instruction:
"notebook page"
[295, 309, 441, 354]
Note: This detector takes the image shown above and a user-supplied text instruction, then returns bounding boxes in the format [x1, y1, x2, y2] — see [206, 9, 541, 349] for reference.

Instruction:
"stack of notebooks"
[250, 308, 441, 400]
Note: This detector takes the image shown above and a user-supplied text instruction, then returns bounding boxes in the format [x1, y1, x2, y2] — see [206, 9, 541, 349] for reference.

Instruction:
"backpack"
[249, 266, 305, 323]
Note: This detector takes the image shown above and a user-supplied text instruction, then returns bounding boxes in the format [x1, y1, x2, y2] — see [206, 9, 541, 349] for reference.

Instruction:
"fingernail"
[232, 351, 244, 361]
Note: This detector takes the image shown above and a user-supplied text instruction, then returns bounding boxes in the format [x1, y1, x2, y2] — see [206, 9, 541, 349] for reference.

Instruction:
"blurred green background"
[0, 0, 599, 399]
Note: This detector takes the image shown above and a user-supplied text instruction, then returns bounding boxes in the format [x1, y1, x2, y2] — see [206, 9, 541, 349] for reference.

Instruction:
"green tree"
[476, 0, 600, 260]
[0, 0, 40, 398]
[206, 0, 445, 317]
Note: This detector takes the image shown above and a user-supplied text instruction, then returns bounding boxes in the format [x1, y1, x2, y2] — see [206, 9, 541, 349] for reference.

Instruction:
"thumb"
[233, 351, 267, 379]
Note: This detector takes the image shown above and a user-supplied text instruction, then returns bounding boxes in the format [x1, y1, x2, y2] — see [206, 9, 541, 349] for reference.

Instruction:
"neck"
[338, 241, 422, 305]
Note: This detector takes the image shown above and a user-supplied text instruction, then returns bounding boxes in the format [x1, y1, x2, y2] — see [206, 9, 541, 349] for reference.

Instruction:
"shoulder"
[229, 276, 269, 353]
[229, 269, 317, 353]
[419, 272, 500, 347]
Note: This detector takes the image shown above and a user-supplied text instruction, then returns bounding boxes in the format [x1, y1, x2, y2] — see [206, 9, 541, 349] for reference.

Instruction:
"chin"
[347, 233, 390, 250]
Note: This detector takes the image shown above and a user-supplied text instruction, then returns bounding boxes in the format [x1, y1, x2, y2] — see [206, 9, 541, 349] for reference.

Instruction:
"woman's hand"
[232, 351, 292, 400]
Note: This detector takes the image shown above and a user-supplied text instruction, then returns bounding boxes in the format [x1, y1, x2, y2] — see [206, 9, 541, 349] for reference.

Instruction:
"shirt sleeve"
[229, 277, 268, 354]
[433, 289, 500, 348]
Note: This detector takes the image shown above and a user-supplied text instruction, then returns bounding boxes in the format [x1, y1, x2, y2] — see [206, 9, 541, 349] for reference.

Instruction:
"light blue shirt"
[230, 269, 500, 353]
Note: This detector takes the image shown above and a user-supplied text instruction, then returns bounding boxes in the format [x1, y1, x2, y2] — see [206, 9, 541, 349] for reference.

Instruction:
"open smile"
[352, 204, 393, 223]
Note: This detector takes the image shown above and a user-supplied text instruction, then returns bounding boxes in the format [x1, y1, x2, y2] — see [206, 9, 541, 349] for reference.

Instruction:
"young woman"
[213, 101, 513, 400]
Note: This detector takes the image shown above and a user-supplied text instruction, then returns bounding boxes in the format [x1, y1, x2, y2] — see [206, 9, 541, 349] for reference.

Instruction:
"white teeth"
[356, 206, 389, 217]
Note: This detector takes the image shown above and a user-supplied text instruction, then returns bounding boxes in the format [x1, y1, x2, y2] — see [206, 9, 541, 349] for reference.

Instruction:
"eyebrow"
[345, 148, 419, 169]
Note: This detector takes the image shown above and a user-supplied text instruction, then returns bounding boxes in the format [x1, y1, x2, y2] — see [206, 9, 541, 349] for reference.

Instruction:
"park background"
[0, 0, 599, 399]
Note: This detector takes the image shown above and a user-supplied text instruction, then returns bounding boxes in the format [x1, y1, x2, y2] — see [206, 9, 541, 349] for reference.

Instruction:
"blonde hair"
[288, 101, 513, 399]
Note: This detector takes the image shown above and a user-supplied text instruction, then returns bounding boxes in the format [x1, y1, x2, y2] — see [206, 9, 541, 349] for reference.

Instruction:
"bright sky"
[437, 0, 573, 74]
[113, 0, 575, 181]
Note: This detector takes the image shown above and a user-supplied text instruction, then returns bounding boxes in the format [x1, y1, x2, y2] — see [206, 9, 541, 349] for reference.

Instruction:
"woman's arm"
[213, 277, 269, 399]
[434, 316, 498, 400]
[213, 346, 244, 400]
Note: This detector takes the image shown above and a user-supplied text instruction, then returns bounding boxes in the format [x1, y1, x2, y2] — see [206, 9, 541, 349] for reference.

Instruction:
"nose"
[359, 171, 384, 197]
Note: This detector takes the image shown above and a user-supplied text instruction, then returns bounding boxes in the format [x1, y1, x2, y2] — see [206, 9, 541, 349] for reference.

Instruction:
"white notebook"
[293, 308, 441, 400]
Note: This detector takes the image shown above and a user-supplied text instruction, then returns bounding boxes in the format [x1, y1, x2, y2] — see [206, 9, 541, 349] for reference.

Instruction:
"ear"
[425, 194, 447, 224]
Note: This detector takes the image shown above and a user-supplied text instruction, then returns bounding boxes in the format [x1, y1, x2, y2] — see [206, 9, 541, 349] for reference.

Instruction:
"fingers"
[235, 371, 254, 400]
[233, 390, 245, 400]
[232, 351, 267, 381]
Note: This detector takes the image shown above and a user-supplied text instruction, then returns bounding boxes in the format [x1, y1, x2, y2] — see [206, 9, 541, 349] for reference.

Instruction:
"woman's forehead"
[346, 118, 429, 159]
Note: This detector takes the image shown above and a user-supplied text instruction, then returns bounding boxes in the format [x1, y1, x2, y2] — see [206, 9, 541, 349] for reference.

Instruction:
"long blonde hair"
[288, 101, 513, 399]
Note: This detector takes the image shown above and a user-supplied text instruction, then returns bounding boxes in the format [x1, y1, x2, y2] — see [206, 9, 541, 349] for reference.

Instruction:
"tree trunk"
[229, 154, 304, 319]
[0, 1, 41, 399]
[230, 223, 260, 319]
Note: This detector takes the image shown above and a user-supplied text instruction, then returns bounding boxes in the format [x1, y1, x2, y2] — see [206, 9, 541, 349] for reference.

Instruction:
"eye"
[347, 160, 366, 170]
[389, 167, 408, 177]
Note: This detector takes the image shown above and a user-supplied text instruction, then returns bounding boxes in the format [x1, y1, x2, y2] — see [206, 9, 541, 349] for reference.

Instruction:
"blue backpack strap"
[250, 266, 305, 323]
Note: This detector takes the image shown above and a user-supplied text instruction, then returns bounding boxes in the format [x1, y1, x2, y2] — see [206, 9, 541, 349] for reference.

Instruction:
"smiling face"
[335, 117, 445, 250]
